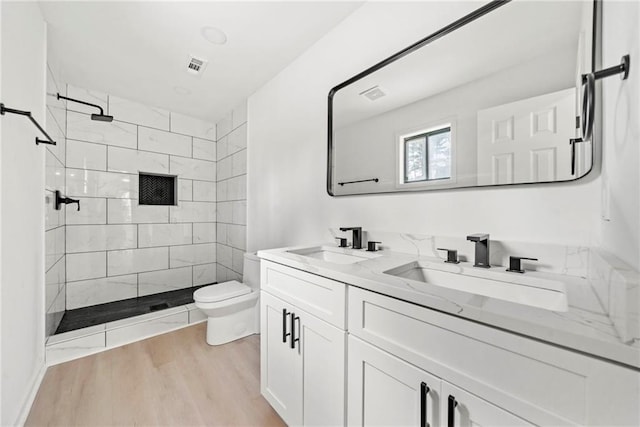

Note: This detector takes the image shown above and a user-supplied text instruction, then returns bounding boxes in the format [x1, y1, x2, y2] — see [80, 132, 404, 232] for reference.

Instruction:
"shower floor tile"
[55, 284, 212, 334]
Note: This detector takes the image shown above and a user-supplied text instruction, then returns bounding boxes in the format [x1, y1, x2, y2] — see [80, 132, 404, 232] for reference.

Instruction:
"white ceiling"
[39, 1, 363, 122]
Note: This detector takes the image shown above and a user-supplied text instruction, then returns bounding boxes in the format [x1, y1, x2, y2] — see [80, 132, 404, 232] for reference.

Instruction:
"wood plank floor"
[26, 324, 285, 426]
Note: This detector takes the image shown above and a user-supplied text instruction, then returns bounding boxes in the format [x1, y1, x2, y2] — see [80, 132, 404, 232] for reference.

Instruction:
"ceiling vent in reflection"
[360, 86, 386, 101]
[186, 55, 208, 76]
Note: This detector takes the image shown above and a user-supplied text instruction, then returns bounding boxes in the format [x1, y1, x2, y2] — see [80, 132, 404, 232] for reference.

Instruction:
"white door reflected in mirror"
[476, 88, 580, 185]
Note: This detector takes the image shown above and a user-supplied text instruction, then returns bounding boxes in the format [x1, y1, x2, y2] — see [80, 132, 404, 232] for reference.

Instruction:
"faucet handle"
[367, 241, 381, 252]
[437, 248, 460, 264]
[466, 233, 489, 242]
[506, 256, 538, 273]
[335, 237, 348, 248]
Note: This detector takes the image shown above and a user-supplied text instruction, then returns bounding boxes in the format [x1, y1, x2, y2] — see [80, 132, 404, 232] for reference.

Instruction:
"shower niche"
[139, 173, 177, 206]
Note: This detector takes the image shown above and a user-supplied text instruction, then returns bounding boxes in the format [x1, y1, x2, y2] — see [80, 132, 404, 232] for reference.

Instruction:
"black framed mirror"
[328, 0, 600, 196]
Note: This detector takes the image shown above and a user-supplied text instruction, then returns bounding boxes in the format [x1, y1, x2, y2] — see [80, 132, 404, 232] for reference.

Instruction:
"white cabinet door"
[441, 382, 533, 427]
[348, 336, 441, 427]
[261, 291, 303, 425]
[299, 307, 346, 426]
[261, 290, 346, 426]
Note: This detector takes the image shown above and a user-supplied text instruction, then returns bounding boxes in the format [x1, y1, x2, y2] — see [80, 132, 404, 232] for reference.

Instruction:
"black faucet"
[339, 227, 362, 249]
[466, 233, 490, 268]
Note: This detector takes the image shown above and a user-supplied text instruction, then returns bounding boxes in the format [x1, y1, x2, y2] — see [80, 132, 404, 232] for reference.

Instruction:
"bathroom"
[1, 0, 638, 425]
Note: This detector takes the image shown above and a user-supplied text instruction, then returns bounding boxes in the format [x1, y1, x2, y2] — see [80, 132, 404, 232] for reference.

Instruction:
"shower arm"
[0, 103, 57, 145]
[56, 93, 106, 116]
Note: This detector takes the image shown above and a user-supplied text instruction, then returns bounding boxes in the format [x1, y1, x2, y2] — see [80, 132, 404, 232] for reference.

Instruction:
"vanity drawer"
[261, 260, 346, 328]
[347, 286, 639, 426]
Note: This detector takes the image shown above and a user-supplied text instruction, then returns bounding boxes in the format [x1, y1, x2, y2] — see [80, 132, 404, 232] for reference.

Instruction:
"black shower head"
[57, 93, 114, 123]
[91, 113, 114, 122]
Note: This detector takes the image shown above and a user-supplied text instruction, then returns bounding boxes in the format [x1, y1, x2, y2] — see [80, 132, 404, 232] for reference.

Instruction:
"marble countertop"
[258, 244, 640, 370]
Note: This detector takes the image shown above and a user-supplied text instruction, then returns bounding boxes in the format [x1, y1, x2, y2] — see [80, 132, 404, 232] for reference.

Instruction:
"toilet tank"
[243, 252, 261, 290]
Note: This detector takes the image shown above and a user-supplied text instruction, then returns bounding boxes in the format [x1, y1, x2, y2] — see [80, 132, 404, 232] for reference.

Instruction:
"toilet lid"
[193, 280, 252, 303]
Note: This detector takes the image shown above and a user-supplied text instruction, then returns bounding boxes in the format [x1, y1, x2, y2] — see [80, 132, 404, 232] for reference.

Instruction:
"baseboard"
[14, 362, 47, 426]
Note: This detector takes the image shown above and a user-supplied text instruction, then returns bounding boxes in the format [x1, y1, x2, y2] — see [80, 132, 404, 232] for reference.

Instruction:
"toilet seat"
[193, 281, 251, 303]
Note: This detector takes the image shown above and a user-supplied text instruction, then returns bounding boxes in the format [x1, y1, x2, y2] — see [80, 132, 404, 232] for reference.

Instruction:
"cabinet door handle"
[290, 313, 300, 350]
[447, 395, 458, 427]
[282, 308, 291, 343]
[420, 382, 430, 427]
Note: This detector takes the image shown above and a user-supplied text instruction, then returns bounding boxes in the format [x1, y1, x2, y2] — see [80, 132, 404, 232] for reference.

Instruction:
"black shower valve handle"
[55, 190, 80, 211]
[62, 197, 80, 211]
[68, 199, 80, 211]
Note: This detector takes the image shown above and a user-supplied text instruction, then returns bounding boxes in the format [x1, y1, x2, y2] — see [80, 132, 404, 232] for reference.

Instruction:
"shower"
[56, 93, 114, 122]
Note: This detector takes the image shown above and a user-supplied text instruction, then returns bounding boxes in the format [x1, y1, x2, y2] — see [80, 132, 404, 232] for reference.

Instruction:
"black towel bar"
[0, 103, 56, 145]
[338, 178, 379, 186]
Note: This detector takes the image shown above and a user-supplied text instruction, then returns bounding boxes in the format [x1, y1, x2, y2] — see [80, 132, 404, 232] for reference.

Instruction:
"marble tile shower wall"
[215, 103, 247, 281]
[64, 85, 217, 309]
[45, 65, 68, 337]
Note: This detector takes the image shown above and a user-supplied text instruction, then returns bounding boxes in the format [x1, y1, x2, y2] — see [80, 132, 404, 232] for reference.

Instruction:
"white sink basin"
[287, 246, 381, 265]
[384, 261, 568, 312]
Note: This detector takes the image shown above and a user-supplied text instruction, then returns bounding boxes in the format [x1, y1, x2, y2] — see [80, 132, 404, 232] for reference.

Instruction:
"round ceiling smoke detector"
[202, 26, 227, 45]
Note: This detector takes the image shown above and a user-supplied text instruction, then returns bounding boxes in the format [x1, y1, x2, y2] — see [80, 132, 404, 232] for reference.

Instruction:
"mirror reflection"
[329, 0, 596, 195]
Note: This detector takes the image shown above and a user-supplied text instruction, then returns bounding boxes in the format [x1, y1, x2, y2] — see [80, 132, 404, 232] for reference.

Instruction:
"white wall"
[600, 1, 640, 270]
[0, 2, 47, 424]
[247, 1, 605, 254]
[0, 2, 3, 422]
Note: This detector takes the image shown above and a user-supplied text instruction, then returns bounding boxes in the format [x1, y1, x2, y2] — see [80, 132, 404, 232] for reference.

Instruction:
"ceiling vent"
[186, 55, 208, 76]
[360, 85, 386, 101]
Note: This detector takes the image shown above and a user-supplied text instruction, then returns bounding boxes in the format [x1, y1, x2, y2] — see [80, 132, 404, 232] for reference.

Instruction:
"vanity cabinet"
[440, 381, 534, 427]
[348, 336, 533, 427]
[260, 261, 346, 426]
[259, 258, 640, 426]
[348, 286, 640, 426]
[348, 335, 441, 427]
[347, 336, 532, 427]
[261, 292, 303, 424]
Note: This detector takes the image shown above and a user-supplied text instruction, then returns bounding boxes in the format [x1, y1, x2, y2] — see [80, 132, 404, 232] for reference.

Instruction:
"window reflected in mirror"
[402, 126, 452, 184]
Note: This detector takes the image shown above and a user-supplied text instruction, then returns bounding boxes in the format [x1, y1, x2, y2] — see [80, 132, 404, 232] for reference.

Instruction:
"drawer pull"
[447, 395, 458, 427]
[420, 382, 430, 427]
[291, 313, 300, 350]
[282, 308, 291, 343]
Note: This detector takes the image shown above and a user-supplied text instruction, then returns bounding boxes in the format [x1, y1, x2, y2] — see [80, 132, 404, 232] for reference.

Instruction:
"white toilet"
[193, 252, 260, 345]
